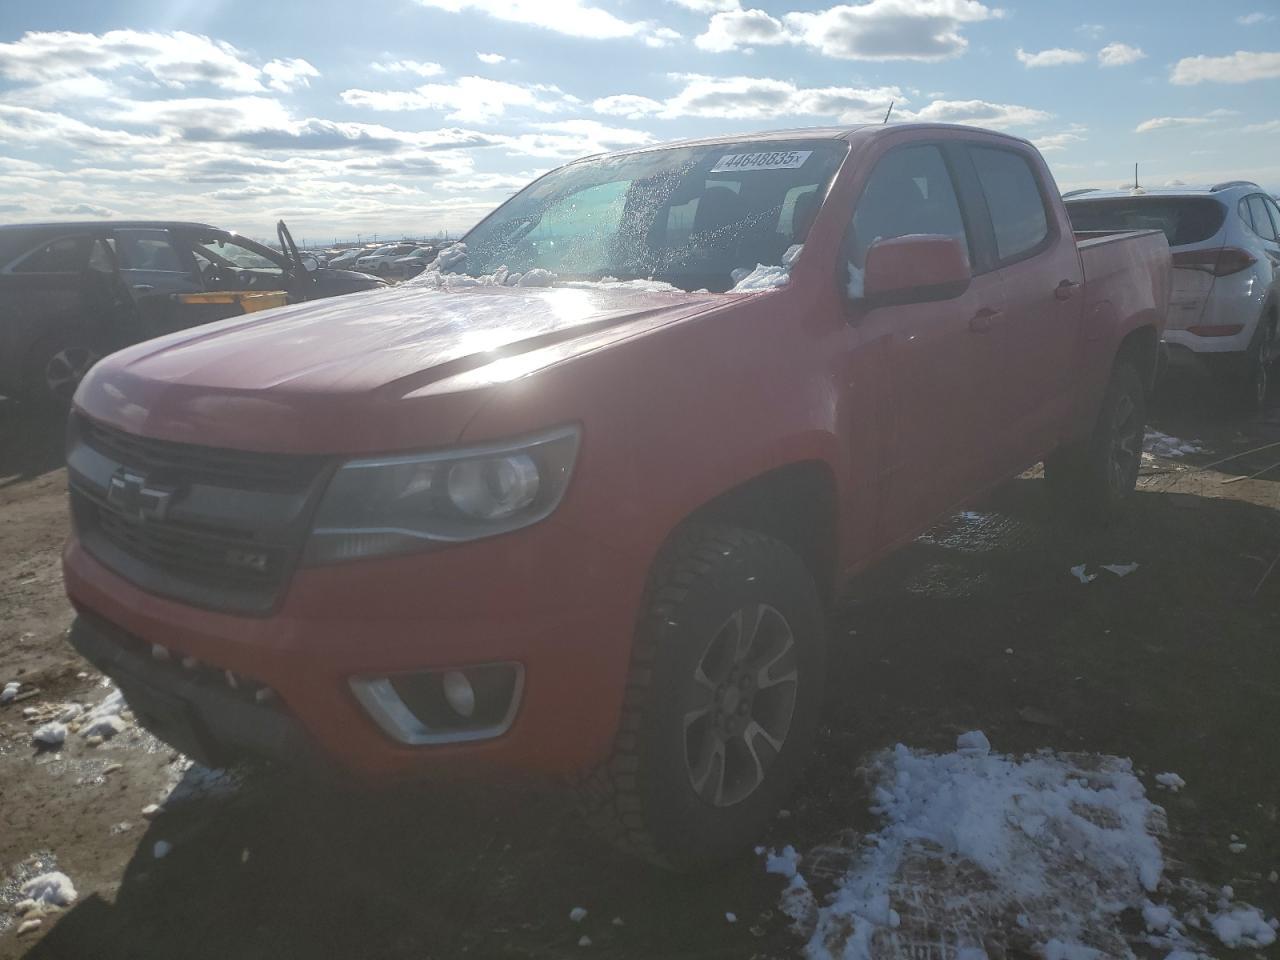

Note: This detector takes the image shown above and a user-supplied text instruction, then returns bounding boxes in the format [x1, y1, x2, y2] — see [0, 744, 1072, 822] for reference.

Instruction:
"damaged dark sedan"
[0, 219, 386, 406]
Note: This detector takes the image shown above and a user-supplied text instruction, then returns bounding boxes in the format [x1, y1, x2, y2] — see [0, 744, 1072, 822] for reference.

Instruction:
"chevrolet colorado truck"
[63, 124, 1170, 868]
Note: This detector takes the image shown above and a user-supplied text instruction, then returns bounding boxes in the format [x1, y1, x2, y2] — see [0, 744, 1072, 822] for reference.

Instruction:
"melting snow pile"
[20, 872, 78, 908]
[730, 244, 803, 292]
[409, 242, 681, 294]
[79, 688, 127, 740]
[767, 733, 1276, 959]
[1144, 430, 1204, 458]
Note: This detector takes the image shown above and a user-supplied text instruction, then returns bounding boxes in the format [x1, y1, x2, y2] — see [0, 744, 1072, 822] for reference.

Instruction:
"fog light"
[349, 662, 524, 745]
[442, 670, 476, 718]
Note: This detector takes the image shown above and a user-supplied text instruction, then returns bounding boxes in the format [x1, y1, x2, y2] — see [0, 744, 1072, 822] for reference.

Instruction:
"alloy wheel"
[683, 604, 799, 807]
[1108, 387, 1142, 495]
[44, 346, 100, 403]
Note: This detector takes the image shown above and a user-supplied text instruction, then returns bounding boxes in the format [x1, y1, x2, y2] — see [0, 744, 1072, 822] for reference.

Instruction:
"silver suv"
[1067, 182, 1280, 408]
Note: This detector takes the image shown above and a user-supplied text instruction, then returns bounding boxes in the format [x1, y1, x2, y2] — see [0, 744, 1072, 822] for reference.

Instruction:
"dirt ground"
[1, 380, 1277, 960]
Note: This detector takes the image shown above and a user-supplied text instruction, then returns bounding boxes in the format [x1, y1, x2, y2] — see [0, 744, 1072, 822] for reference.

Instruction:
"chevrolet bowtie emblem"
[107, 470, 175, 522]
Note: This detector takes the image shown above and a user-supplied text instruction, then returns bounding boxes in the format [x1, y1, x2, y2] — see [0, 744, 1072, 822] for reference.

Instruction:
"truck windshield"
[451, 140, 847, 292]
[1066, 197, 1226, 248]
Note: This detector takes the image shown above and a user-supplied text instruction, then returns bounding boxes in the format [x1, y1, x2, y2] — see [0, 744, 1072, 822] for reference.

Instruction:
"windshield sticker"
[710, 150, 812, 174]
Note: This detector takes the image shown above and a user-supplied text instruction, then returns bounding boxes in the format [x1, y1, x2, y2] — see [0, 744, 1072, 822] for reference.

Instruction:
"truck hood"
[76, 283, 722, 454]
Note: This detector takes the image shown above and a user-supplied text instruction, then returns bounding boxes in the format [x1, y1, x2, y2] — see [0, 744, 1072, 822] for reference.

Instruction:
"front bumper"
[63, 519, 648, 780]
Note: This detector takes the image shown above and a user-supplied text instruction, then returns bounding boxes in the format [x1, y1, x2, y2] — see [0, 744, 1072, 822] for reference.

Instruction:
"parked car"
[63, 124, 1168, 868]
[326, 247, 372, 270]
[388, 246, 438, 280]
[355, 243, 421, 276]
[1066, 182, 1279, 408]
[0, 219, 387, 406]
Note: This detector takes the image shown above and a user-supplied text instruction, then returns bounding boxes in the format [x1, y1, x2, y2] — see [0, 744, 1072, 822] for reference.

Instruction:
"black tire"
[21, 332, 102, 409]
[1045, 360, 1146, 525]
[574, 524, 826, 870]
[1240, 323, 1273, 413]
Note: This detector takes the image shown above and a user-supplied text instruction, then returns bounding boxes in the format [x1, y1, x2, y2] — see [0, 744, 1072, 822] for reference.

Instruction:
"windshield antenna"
[1134, 162, 1139, 190]
[882, 101, 894, 124]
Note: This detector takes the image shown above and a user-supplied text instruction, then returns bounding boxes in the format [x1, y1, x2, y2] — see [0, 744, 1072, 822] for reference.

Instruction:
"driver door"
[174, 230, 292, 325]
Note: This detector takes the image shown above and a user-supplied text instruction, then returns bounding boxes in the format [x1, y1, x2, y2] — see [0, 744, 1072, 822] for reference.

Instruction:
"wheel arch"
[1115, 323, 1160, 393]
[655, 460, 840, 604]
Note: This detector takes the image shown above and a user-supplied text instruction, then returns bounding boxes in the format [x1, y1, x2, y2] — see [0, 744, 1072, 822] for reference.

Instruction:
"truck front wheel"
[1045, 360, 1146, 524]
[575, 525, 826, 870]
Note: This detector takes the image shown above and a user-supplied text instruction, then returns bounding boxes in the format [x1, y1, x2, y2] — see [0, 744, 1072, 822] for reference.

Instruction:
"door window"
[12, 236, 91, 274]
[847, 145, 969, 269]
[845, 144, 970, 296]
[115, 230, 189, 273]
[969, 146, 1051, 262]
[1263, 196, 1280, 240]
[189, 235, 285, 289]
[1246, 195, 1278, 242]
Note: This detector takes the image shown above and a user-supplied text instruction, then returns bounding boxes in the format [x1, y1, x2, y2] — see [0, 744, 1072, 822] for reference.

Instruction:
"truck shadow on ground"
[21, 478, 1280, 960]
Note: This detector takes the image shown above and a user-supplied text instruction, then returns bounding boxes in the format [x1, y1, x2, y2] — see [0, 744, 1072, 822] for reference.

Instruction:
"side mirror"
[300, 254, 319, 273]
[858, 234, 970, 308]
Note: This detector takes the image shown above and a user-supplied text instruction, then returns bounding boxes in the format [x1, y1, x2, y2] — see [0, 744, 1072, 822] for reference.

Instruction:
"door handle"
[969, 307, 1000, 333]
[132, 284, 155, 292]
[1054, 279, 1080, 301]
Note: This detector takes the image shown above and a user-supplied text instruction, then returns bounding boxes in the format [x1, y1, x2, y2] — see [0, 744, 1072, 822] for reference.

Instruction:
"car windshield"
[1066, 197, 1226, 247]
[449, 139, 847, 292]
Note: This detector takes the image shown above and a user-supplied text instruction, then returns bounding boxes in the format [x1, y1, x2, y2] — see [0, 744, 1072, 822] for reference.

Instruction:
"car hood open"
[75, 282, 723, 454]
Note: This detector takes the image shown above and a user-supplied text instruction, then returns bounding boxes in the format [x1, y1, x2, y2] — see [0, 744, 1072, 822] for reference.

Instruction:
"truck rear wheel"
[574, 524, 825, 870]
[1045, 360, 1145, 524]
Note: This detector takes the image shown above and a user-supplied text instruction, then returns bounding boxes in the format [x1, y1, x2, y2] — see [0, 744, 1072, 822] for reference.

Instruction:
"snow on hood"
[408, 242, 682, 294]
[766, 732, 1277, 959]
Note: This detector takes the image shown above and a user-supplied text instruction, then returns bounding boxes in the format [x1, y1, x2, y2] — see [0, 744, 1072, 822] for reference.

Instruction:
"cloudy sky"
[1, 0, 1277, 244]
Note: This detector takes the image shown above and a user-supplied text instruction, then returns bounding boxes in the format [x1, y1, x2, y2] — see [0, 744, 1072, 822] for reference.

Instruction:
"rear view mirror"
[858, 234, 970, 308]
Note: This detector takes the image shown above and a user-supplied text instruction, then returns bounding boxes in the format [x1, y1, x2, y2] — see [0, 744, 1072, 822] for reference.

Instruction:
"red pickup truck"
[63, 124, 1169, 868]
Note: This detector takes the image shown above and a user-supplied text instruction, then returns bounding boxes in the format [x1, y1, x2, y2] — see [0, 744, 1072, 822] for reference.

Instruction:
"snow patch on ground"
[1144, 430, 1204, 458]
[2, 680, 21, 703]
[729, 244, 804, 292]
[767, 733, 1277, 960]
[1069, 564, 1097, 584]
[32, 722, 67, 746]
[20, 872, 77, 908]
[1155, 772, 1186, 792]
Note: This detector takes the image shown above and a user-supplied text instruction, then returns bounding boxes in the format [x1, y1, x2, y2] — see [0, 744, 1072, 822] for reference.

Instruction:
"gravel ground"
[1, 381, 1278, 960]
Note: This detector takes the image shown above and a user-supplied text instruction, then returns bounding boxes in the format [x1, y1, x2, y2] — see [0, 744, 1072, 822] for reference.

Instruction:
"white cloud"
[896, 98, 1050, 128]
[342, 77, 580, 123]
[644, 27, 684, 47]
[0, 30, 270, 94]
[591, 94, 666, 119]
[1243, 119, 1280, 134]
[696, 8, 788, 52]
[668, 0, 740, 11]
[371, 59, 445, 77]
[262, 58, 319, 91]
[1134, 115, 1213, 132]
[413, 0, 667, 43]
[783, 0, 1003, 62]
[1076, 23, 1105, 39]
[656, 73, 903, 121]
[505, 120, 655, 159]
[1236, 12, 1275, 25]
[1015, 47, 1087, 67]
[1171, 50, 1280, 84]
[476, 52, 507, 64]
[1097, 42, 1145, 67]
[1033, 127, 1087, 152]
[0, 104, 166, 148]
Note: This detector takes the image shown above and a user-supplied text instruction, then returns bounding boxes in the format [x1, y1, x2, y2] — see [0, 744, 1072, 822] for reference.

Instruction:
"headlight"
[304, 425, 580, 564]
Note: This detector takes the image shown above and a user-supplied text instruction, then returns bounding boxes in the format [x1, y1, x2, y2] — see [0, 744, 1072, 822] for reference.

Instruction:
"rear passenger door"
[965, 143, 1084, 472]
[113, 228, 203, 336]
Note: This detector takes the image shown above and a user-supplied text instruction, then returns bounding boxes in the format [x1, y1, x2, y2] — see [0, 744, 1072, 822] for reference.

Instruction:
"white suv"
[1067, 182, 1280, 408]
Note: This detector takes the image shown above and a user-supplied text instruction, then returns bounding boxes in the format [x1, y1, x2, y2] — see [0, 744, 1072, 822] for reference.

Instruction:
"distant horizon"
[2, 0, 1278, 238]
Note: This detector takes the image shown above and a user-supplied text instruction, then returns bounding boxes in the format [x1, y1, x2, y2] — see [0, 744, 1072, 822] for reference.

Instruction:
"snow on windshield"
[435, 141, 844, 293]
